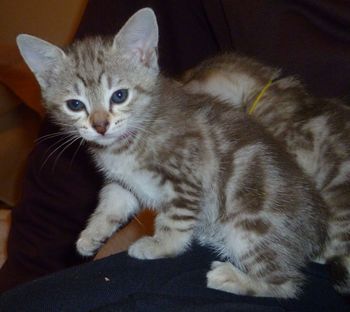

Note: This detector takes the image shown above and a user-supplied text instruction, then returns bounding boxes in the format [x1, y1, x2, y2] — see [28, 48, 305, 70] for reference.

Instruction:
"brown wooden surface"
[94, 209, 156, 260]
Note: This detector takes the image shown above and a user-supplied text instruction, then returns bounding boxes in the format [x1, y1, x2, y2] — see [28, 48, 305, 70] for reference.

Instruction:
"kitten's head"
[17, 8, 159, 147]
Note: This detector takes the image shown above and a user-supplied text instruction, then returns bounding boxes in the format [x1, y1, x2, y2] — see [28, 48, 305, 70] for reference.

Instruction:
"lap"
[0, 244, 348, 312]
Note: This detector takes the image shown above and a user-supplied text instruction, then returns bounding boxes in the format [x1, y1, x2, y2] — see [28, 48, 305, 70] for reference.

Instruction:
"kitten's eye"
[110, 89, 128, 105]
[66, 99, 85, 112]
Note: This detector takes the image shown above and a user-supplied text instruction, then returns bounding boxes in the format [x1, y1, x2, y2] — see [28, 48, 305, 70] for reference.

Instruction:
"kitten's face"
[47, 39, 156, 147]
[17, 8, 159, 147]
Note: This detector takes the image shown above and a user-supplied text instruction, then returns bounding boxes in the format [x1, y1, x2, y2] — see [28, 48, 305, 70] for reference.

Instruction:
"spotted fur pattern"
[17, 9, 328, 298]
[182, 53, 350, 294]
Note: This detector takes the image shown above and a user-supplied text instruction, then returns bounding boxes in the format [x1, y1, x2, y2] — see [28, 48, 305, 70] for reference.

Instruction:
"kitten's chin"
[86, 131, 137, 147]
[91, 136, 119, 147]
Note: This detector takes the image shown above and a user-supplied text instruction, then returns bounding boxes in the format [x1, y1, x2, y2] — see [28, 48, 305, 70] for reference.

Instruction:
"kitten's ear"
[16, 34, 66, 88]
[113, 8, 159, 71]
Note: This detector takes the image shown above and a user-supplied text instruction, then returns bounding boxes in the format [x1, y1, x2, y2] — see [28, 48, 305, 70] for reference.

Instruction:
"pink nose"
[92, 120, 109, 135]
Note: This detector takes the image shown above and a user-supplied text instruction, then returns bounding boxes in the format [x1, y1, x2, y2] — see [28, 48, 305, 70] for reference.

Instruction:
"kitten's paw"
[207, 261, 247, 295]
[76, 236, 101, 257]
[207, 261, 299, 298]
[128, 236, 168, 259]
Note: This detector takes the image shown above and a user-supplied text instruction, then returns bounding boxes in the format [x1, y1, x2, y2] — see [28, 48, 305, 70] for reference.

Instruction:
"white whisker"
[36, 130, 77, 143]
[40, 135, 80, 171]
[69, 138, 86, 168]
[43, 134, 76, 156]
[52, 136, 82, 171]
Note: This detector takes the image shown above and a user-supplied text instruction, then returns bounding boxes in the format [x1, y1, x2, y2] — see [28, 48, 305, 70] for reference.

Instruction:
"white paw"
[76, 235, 101, 257]
[128, 236, 167, 259]
[207, 261, 245, 295]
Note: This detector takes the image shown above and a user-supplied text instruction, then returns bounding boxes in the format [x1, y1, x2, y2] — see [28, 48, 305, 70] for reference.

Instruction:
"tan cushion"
[0, 84, 21, 116]
[0, 104, 40, 206]
[0, 44, 44, 117]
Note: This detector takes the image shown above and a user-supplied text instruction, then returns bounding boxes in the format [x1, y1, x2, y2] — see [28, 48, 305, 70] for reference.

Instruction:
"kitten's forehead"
[50, 33, 157, 106]
[65, 37, 114, 82]
[65, 37, 132, 94]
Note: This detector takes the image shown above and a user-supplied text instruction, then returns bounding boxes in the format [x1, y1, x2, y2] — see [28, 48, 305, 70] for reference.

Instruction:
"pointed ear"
[113, 8, 159, 72]
[16, 34, 66, 88]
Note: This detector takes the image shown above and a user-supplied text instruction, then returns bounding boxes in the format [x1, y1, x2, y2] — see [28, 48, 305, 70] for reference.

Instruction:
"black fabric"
[1, 0, 350, 305]
[74, 0, 222, 76]
[218, 0, 350, 98]
[0, 121, 103, 292]
[0, 244, 348, 311]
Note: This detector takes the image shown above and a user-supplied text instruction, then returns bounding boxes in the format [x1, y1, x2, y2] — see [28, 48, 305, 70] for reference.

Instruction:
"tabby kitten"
[182, 53, 350, 294]
[17, 8, 328, 298]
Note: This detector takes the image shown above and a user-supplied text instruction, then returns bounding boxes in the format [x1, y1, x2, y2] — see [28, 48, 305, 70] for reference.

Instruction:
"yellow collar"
[248, 79, 273, 115]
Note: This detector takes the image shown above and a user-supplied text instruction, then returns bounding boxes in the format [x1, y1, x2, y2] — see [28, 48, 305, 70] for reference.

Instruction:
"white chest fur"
[96, 150, 175, 208]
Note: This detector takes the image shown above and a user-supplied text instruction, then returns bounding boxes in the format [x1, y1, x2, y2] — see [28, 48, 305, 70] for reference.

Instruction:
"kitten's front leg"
[128, 202, 197, 259]
[77, 182, 140, 256]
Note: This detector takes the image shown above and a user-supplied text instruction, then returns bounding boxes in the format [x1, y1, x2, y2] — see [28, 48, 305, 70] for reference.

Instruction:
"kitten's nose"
[90, 111, 110, 135]
[92, 120, 110, 135]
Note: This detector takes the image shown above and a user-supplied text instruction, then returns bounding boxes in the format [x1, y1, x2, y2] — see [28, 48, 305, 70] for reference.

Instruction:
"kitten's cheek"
[78, 129, 88, 139]
[78, 130, 96, 142]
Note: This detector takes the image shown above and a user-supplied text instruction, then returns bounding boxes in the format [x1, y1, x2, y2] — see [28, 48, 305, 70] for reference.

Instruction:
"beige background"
[0, 0, 88, 267]
[0, 0, 87, 45]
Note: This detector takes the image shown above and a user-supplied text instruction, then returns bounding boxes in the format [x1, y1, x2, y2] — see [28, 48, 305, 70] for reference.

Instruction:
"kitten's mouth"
[94, 130, 138, 146]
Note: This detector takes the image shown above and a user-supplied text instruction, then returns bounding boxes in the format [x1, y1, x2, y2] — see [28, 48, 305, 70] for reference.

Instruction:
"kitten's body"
[17, 9, 328, 298]
[91, 77, 326, 298]
[182, 53, 350, 293]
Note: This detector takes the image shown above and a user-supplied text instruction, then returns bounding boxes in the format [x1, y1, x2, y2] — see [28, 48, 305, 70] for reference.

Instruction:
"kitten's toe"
[207, 260, 300, 298]
[207, 261, 245, 295]
[128, 236, 167, 259]
[76, 236, 100, 256]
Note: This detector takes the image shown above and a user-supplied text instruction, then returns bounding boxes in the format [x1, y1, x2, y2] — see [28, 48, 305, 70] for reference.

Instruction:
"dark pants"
[0, 244, 348, 312]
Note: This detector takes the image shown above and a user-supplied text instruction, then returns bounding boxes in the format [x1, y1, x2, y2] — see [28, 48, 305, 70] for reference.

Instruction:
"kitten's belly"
[98, 151, 175, 207]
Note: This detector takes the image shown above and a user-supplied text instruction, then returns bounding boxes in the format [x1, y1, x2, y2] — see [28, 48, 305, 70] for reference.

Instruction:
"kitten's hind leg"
[207, 232, 304, 298]
[321, 173, 350, 294]
[207, 260, 301, 298]
[77, 183, 140, 256]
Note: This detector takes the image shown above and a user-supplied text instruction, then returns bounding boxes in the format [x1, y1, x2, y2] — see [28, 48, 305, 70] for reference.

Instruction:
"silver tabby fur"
[182, 53, 350, 294]
[17, 9, 329, 298]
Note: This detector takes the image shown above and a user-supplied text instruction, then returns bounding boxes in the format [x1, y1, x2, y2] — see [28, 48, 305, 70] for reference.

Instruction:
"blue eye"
[66, 99, 85, 111]
[110, 89, 128, 105]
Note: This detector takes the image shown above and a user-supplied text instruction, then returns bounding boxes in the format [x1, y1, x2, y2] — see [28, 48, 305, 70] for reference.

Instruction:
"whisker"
[69, 138, 85, 168]
[42, 134, 76, 157]
[36, 130, 77, 143]
[53, 121, 77, 128]
[40, 135, 79, 171]
[52, 136, 82, 172]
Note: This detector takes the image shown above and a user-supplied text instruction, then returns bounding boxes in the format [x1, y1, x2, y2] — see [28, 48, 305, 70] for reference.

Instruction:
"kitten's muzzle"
[92, 120, 110, 135]
[90, 111, 110, 135]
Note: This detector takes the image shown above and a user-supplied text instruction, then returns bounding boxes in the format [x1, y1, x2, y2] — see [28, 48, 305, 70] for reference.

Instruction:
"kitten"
[17, 8, 328, 298]
[181, 53, 350, 295]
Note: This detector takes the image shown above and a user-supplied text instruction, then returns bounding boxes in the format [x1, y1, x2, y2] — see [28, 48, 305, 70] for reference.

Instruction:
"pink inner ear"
[132, 47, 153, 68]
